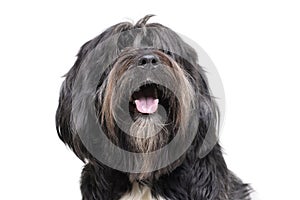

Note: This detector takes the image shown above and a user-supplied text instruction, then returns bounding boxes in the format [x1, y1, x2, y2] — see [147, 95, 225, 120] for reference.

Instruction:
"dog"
[56, 15, 252, 200]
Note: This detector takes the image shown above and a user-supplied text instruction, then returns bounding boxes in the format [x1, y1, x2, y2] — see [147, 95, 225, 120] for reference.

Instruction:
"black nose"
[138, 54, 160, 69]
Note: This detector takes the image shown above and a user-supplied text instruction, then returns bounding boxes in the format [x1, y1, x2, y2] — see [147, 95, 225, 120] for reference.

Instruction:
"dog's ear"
[180, 58, 220, 157]
[55, 37, 97, 154]
[56, 22, 135, 159]
[194, 64, 220, 158]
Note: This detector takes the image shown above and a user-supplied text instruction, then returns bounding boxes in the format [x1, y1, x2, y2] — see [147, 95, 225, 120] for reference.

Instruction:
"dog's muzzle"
[132, 53, 161, 114]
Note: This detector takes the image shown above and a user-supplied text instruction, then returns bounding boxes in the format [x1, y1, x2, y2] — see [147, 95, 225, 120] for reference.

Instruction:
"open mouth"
[129, 83, 175, 119]
[131, 83, 159, 114]
[135, 97, 159, 114]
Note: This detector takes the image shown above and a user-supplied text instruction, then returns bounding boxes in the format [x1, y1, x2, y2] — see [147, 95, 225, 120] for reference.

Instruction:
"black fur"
[56, 15, 252, 200]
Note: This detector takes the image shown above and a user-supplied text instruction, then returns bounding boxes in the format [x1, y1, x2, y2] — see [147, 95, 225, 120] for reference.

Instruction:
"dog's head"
[56, 15, 219, 181]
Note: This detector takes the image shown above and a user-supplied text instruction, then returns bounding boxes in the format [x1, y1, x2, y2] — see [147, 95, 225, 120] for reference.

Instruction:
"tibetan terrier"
[56, 15, 252, 200]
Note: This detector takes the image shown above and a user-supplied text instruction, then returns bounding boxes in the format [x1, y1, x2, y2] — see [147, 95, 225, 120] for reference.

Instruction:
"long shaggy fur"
[56, 15, 252, 200]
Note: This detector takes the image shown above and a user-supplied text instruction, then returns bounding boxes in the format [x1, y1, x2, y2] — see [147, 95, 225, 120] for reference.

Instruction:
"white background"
[0, 0, 299, 199]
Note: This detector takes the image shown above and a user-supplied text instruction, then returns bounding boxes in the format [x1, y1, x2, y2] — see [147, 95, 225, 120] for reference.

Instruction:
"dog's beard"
[127, 114, 172, 181]
[129, 114, 168, 152]
[97, 48, 196, 180]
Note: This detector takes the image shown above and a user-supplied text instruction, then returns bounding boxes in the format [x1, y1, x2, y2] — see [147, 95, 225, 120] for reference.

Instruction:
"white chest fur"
[120, 182, 165, 200]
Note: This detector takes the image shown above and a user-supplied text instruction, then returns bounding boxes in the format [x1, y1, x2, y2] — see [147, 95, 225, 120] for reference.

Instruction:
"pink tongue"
[134, 97, 159, 114]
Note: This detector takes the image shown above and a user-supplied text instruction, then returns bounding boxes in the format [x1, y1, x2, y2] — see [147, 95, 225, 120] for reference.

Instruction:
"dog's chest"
[120, 182, 165, 200]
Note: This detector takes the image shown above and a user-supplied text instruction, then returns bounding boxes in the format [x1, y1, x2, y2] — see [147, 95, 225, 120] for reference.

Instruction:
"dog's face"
[100, 48, 196, 152]
[56, 15, 219, 181]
